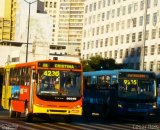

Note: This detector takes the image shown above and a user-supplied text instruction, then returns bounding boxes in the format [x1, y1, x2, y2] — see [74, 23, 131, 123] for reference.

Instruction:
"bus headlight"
[152, 102, 157, 109]
[118, 102, 123, 108]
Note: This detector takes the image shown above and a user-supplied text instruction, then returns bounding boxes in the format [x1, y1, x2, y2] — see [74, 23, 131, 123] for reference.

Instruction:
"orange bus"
[1, 60, 83, 122]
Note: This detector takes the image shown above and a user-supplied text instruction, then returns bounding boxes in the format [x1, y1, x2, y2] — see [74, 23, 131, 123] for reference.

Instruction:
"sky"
[0, 0, 4, 17]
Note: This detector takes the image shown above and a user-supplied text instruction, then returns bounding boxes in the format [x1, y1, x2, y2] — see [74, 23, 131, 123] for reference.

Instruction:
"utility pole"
[140, 0, 147, 70]
[24, 0, 37, 62]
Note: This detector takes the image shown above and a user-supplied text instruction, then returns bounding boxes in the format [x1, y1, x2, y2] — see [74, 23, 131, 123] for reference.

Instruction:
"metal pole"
[140, 0, 147, 70]
[26, 3, 30, 62]
[24, 0, 37, 62]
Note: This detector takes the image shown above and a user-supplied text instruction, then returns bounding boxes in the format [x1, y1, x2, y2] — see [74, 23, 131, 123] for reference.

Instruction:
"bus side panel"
[11, 85, 30, 112]
[11, 100, 25, 112]
[2, 85, 12, 110]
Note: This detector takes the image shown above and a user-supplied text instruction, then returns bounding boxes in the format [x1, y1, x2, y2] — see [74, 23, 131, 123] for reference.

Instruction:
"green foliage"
[80, 55, 124, 72]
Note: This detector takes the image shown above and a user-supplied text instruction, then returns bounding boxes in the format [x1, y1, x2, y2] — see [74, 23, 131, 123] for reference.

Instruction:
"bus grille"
[47, 109, 67, 113]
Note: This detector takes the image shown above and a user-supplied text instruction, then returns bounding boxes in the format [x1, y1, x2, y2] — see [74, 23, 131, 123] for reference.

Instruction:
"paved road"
[0, 110, 160, 130]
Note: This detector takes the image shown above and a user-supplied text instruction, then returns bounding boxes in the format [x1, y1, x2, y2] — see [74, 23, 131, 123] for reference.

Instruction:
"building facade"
[44, 0, 84, 55]
[82, 0, 160, 74]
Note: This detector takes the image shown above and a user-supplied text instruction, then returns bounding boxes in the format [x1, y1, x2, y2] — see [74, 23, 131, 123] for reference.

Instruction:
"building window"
[144, 62, 146, 71]
[121, 21, 125, 30]
[97, 14, 101, 22]
[121, 35, 124, 44]
[105, 38, 108, 46]
[147, 0, 150, 9]
[106, 11, 110, 20]
[117, 8, 120, 17]
[101, 26, 104, 34]
[112, 9, 115, 18]
[83, 42, 85, 50]
[106, 24, 109, 33]
[115, 36, 118, 45]
[85, 5, 88, 13]
[125, 49, 128, 57]
[132, 33, 136, 42]
[134, 3, 138, 12]
[105, 51, 107, 58]
[92, 28, 95, 36]
[150, 61, 154, 71]
[110, 37, 113, 46]
[145, 30, 149, 40]
[100, 39, 103, 47]
[137, 47, 141, 56]
[144, 46, 148, 56]
[159, 28, 160, 38]
[151, 29, 156, 39]
[153, 12, 157, 26]
[146, 14, 150, 24]
[103, 0, 106, 8]
[94, 2, 96, 11]
[128, 4, 131, 14]
[116, 22, 120, 31]
[150, 45, 155, 55]
[136, 62, 140, 70]
[127, 19, 131, 28]
[120, 49, 123, 58]
[126, 34, 130, 43]
[102, 13, 105, 21]
[96, 40, 98, 48]
[98, 1, 101, 9]
[157, 61, 160, 72]
[45, 1, 48, 7]
[132, 18, 136, 27]
[131, 48, 135, 57]
[109, 51, 112, 58]
[139, 16, 143, 26]
[138, 32, 142, 41]
[154, 0, 158, 6]
[122, 6, 126, 15]
[158, 44, 160, 54]
[140, 1, 144, 10]
[96, 27, 99, 35]
[114, 50, 118, 59]
[111, 23, 114, 32]
[89, 4, 92, 12]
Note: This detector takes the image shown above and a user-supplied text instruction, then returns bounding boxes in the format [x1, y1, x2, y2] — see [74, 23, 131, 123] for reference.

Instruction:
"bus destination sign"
[38, 62, 81, 69]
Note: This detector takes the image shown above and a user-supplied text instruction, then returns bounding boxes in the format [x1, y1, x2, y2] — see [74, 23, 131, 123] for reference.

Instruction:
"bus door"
[2, 69, 10, 109]
[157, 83, 160, 109]
[29, 68, 35, 110]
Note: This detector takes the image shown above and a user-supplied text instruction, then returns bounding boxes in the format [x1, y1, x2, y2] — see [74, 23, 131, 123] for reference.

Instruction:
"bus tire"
[64, 116, 72, 123]
[16, 112, 21, 118]
[9, 103, 16, 118]
[24, 105, 33, 122]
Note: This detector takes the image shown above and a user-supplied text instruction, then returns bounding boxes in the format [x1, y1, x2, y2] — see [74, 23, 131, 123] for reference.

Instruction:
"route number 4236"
[43, 70, 59, 77]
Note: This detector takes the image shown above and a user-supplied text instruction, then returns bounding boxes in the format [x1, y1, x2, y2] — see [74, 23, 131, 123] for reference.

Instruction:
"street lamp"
[24, 0, 37, 62]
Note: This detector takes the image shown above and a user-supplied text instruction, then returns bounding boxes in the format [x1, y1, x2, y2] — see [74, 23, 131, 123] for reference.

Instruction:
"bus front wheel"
[9, 103, 16, 118]
[24, 106, 33, 122]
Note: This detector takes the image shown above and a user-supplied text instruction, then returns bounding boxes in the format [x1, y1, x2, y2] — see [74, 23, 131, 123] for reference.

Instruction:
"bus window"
[97, 75, 110, 89]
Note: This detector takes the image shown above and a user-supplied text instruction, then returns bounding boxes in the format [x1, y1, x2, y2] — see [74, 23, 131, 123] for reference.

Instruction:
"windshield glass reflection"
[37, 70, 81, 97]
[118, 79, 156, 99]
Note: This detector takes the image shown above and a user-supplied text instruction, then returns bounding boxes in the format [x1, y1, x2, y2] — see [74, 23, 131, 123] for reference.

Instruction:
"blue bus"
[83, 69, 160, 119]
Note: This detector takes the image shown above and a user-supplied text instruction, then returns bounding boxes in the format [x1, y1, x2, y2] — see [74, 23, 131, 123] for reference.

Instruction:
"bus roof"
[83, 69, 155, 77]
[4, 59, 81, 68]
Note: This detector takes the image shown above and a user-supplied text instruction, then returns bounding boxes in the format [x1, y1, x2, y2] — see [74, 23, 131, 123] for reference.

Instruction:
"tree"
[81, 56, 124, 71]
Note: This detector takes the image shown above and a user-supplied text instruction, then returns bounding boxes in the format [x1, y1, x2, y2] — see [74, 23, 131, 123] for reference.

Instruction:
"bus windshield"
[118, 79, 156, 99]
[37, 70, 81, 97]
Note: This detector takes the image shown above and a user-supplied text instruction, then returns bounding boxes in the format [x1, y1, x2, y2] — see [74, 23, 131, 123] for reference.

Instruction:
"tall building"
[44, 0, 84, 55]
[82, 0, 160, 74]
[0, 0, 16, 41]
